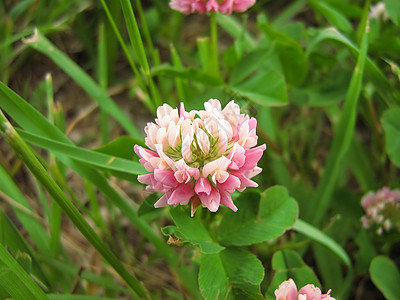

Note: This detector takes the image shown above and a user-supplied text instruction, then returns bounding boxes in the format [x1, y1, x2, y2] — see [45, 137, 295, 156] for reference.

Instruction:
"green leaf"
[259, 23, 308, 85]
[293, 219, 351, 266]
[266, 249, 320, 299]
[370, 256, 400, 300]
[17, 129, 145, 176]
[169, 207, 224, 254]
[151, 64, 223, 86]
[0, 164, 49, 254]
[384, 0, 400, 25]
[381, 107, 400, 167]
[47, 295, 116, 300]
[307, 15, 370, 225]
[138, 193, 163, 220]
[307, 27, 400, 107]
[310, 0, 352, 32]
[0, 211, 49, 288]
[0, 244, 48, 300]
[199, 248, 264, 300]
[216, 15, 256, 50]
[23, 29, 142, 139]
[231, 69, 288, 107]
[218, 186, 298, 246]
[229, 47, 273, 86]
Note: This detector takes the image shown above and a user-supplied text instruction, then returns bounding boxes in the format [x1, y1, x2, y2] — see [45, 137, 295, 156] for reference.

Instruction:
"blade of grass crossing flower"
[0, 112, 148, 298]
[0, 244, 48, 300]
[23, 29, 142, 140]
[293, 219, 351, 267]
[309, 16, 370, 225]
[17, 129, 146, 176]
[120, 0, 162, 108]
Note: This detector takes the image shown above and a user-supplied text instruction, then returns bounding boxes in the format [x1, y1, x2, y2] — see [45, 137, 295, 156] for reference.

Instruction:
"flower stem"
[210, 13, 220, 78]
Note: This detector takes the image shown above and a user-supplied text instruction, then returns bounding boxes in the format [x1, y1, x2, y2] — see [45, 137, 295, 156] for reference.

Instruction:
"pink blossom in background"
[361, 187, 400, 235]
[274, 279, 336, 300]
[169, 0, 255, 15]
[135, 99, 265, 215]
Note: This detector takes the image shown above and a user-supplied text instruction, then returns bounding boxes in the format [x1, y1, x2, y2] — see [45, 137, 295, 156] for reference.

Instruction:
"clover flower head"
[169, 0, 256, 15]
[361, 187, 400, 235]
[275, 279, 336, 300]
[135, 99, 265, 216]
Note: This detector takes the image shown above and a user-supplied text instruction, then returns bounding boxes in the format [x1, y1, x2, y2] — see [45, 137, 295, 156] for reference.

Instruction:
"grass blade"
[293, 219, 351, 267]
[308, 14, 370, 224]
[0, 111, 148, 298]
[0, 244, 48, 299]
[23, 29, 142, 139]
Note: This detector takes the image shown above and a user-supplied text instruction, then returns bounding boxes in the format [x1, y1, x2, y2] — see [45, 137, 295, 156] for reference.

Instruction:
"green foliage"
[370, 256, 400, 300]
[266, 250, 320, 299]
[218, 187, 298, 246]
[1, 0, 400, 298]
[381, 107, 400, 167]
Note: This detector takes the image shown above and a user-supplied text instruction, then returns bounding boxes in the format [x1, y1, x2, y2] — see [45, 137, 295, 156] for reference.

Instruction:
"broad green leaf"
[23, 29, 142, 139]
[0, 244, 48, 299]
[94, 136, 143, 160]
[218, 186, 298, 246]
[199, 253, 229, 300]
[199, 248, 264, 300]
[229, 47, 273, 86]
[381, 107, 400, 167]
[290, 70, 350, 106]
[17, 129, 146, 176]
[310, 0, 352, 32]
[384, 0, 400, 25]
[259, 23, 308, 85]
[370, 256, 400, 300]
[151, 64, 223, 86]
[169, 207, 224, 254]
[266, 249, 320, 299]
[231, 69, 288, 107]
[293, 219, 350, 266]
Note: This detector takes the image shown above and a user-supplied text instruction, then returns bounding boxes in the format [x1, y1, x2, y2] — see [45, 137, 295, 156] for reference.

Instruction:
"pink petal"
[202, 156, 231, 178]
[195, 177, 212, 195]
[274, 279, 298, 300]
[196, 128, 210, 154]
[240, 144, 266, 170]
[167, 184, 195, 206]
[154, 169, 179, 188]
[298, 284, 322, 300]
[199, 188, 221, 212]
[220, 190, 238, 211]
[154, 191, 173, 208]
[232, 0, 255, 12]
[218, 174, 241, 193]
